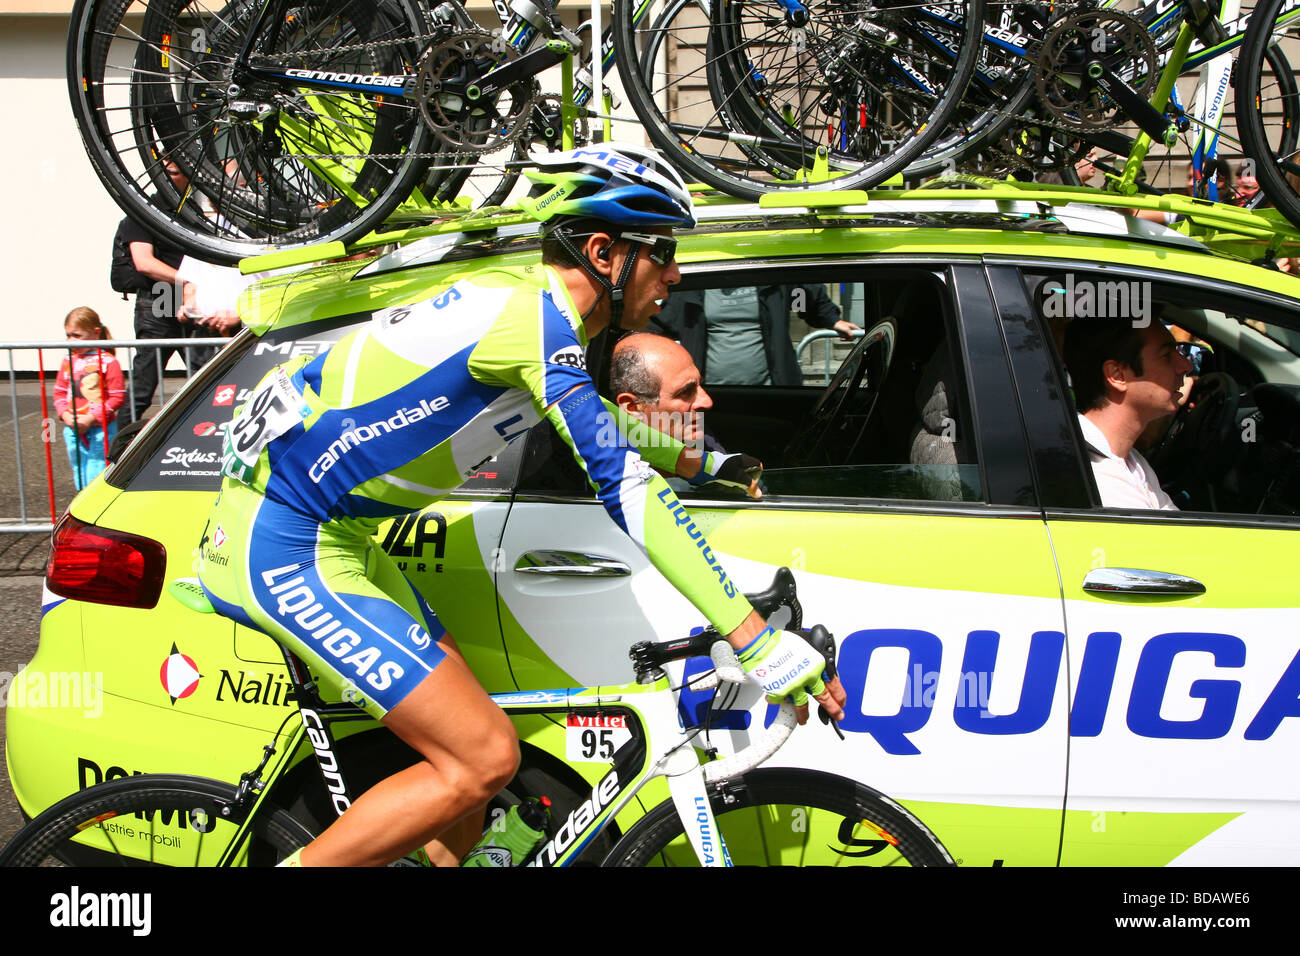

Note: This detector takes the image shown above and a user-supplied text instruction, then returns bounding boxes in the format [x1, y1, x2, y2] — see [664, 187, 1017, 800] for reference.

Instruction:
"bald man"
[611, 333, 761, 496]
[611, 333, 715, 449]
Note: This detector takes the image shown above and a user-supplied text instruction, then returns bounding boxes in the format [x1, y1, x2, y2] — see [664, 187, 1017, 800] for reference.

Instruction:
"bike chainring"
[1035, 7, 1157, 131]
[415, 28, 539, 154]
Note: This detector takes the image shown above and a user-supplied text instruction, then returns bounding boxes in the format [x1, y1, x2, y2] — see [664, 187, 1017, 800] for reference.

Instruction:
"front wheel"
[602, 768, 954, 866]
[66, 0, 436, 265]
[0, 774, 314, 866]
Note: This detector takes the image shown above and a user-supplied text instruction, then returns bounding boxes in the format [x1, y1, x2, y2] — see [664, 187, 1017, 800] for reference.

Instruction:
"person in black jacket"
[120, 160, 209, 419]
[650, 283, 860, 386]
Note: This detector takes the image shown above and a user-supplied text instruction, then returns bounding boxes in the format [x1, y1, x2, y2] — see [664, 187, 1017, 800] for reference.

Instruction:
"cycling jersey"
[199, 264, 754, 715]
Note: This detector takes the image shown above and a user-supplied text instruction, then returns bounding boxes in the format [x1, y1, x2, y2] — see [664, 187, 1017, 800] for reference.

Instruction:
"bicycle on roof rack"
[905, 0, 1300, 214]
[66, 0, 985, 265]
[0, 567, 954, 867]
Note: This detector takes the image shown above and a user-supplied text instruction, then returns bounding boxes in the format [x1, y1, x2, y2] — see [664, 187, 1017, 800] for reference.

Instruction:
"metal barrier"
[2, 336, 229, 534]
[795, 329, 864, 386]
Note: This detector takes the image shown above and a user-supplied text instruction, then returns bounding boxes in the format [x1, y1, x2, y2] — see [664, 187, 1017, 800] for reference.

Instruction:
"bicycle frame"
[208, 647, 766, 867]
[161, 561, 822, 870]
[924, 0, 1277, 190]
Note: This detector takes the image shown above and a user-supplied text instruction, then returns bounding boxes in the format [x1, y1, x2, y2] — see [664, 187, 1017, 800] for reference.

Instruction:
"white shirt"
[1077, 414, 1178, 511]
[177, 257, 257, 317]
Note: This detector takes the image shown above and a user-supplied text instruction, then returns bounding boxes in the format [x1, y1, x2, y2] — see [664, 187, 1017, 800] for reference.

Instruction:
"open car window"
[1028, 269, 1300, 519]
[517, 266, 983, 505]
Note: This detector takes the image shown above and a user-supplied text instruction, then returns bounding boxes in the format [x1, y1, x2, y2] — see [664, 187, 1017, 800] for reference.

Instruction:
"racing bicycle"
[905, 0, 1299, 204]
[0, 568, 954, 867]
[66, 0, 984, 264]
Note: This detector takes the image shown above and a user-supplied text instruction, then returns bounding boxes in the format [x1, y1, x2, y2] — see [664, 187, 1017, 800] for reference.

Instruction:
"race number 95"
[565, 713, 630, 763]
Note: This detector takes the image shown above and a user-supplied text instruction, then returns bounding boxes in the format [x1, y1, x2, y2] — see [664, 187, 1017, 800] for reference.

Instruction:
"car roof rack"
[238, 177, 1300, 277]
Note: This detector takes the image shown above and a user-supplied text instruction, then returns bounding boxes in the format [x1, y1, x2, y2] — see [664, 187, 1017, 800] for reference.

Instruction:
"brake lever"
[801, 625, 844, 740]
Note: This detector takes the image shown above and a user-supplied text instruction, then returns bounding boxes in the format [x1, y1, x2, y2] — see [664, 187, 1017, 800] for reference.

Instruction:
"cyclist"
[197, 144, 846, 867]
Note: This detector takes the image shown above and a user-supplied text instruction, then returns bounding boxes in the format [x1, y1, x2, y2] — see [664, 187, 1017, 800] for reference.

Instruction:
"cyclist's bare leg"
[298, 650, 519, 867]
[419, 632, 487, 866]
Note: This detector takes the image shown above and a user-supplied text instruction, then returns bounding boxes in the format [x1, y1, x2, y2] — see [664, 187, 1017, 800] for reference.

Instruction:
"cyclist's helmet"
[521, 143, 696, 232]
[521, 145, 695, 336]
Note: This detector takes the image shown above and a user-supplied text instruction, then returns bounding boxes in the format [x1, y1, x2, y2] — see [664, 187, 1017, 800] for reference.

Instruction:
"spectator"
[119, 159, 206, 420]
[1234, 162, 1261, 206]
[1185, 157, 1233, 200]
[54, 307, 126, 490]
[1064, 317, 1194, 510]
[652, 284, 860, 386]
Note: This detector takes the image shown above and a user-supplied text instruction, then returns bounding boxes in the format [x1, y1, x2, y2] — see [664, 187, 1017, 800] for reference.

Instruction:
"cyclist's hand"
[688, 451, 763, 498]
[737, 627, 844, 725]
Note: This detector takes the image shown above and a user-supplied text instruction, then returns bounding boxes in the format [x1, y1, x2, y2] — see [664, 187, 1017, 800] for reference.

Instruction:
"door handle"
[1082, 568, 1206, 595]
[513, 550, 631, 577]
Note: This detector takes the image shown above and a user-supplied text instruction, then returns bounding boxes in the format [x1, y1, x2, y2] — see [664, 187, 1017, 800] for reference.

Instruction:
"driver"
[1064, 317, 1195, 510]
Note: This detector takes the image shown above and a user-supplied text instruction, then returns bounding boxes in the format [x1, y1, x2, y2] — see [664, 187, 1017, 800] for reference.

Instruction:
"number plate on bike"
[565, 713, 630, 763]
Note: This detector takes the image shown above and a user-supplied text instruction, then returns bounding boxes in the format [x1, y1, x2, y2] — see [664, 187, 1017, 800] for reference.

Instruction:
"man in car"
[1064, 317, 1195, 510]
[610, 333, 717, 451]
[609, 332, 762, 494]
[197, 145, 844, 868]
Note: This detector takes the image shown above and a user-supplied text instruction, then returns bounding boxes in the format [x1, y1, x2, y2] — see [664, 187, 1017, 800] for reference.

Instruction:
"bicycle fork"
[662, 747, 733, 867]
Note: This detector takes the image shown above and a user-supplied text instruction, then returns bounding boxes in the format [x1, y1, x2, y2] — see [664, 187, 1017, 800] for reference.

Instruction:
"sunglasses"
[1175, 341, 1209, 375]
[619, 231, 677, 266]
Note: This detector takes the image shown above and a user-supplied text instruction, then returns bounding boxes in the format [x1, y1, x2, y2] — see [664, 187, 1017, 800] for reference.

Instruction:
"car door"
[491, 258, 1070, 866]
[990, 261, 1300, 866]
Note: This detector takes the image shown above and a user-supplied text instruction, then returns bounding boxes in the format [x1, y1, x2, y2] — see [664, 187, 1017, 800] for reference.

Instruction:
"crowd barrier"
[2, 336, 229, 534]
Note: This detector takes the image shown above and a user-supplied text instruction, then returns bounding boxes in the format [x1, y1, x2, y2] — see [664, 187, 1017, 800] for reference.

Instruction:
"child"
[54, 307, 126, 490]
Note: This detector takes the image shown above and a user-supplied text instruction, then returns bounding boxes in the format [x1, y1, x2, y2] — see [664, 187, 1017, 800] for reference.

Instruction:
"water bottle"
[460, 796, 551, 867]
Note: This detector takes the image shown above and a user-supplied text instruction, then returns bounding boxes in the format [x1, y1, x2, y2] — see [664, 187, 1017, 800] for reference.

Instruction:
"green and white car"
[9, 184, 1300, 865]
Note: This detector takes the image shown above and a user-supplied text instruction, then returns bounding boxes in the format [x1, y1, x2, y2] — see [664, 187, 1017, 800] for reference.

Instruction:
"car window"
[113, 317, 361, 492]
[1027, 268, 1300, 518]
[517, 266, 983, 505]
[113, 313, 524, 496]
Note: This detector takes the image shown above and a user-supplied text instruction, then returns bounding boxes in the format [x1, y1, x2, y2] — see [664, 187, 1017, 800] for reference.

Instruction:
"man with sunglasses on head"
[197, 144, 845, 868]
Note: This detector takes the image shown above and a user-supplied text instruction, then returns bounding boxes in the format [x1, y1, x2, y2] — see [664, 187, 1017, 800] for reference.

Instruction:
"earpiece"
[597, 241, 614, 261]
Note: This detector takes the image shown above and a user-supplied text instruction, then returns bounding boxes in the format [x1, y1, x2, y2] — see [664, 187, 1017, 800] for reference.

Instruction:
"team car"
[8, 183, 1300, 865]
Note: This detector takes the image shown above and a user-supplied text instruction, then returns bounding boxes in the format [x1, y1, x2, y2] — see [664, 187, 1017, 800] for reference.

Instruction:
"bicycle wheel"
[0, 774, 314, 866]
[1237, 0, 1300, 224]
[602, 768, 954, 866]
[613, 0, 984, 197]
[905, 1, 1048, 179]
[67, 0, 436, 265]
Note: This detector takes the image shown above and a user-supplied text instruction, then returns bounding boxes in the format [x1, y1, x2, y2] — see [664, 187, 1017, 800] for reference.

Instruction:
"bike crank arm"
[447, 41, 571, 103]
[1090, 65, 1179, 147]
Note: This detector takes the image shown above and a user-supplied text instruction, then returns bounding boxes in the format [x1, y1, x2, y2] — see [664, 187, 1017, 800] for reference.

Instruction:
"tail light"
[45, 513, 166, 609]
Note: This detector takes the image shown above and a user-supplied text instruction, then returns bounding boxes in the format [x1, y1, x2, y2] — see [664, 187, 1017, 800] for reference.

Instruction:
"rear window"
[112, 315, 364, 492]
